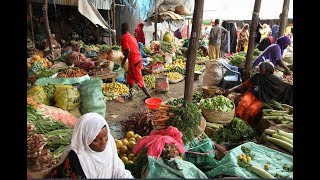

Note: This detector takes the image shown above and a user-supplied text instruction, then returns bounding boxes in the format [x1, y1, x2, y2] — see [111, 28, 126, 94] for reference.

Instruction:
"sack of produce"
[79, 78, 106, 117]
[54, 85, 80, 111]
[175, 5, 191, 15]
[107, 49, 124, 64]
[202, 60, 224, 86]
[184, 135, 219, 172]
[155, 75, 169, 92]
[27, 86, 50, 105]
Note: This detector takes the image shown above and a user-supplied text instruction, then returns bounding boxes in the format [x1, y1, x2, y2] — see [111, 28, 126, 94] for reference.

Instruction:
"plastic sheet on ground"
[205, 142, 293, 178]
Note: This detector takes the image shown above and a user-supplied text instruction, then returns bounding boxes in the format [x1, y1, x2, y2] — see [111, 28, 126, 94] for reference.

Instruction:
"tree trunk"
[43, 0, 54, 61]
[184, 0, 204, 102]
[278, 0, 290, 37]
[243, 0, 262, 81]
[113, 1, 116, 45]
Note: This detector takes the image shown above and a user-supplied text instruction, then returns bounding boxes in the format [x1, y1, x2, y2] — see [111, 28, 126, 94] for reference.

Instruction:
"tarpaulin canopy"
[78, 0, 115, 33]
[203, 0, 293, 20]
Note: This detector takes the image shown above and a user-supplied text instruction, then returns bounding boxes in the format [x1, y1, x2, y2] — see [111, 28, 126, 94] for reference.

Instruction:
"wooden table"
[91, 72, 116, 82]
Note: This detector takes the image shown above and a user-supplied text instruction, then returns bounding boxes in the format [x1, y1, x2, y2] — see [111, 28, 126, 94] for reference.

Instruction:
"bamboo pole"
[243, 0, 262, 81]
[184, 0, 204, 102]
[43, 0, 54, 61]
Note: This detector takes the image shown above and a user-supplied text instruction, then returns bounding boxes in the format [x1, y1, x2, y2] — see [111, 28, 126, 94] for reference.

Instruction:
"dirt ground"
[107, 74, 204, 139]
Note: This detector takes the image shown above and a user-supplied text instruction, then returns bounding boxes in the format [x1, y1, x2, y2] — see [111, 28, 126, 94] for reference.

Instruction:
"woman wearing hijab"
[138, 42, 150, 67]
[220, 21, 230, 58]
[134, 23, 145, 45]
[47, 113, 133, 179]
[225, 62, 293, 125]
[252, 36, 292, 75]
[237, 24, 249, 53]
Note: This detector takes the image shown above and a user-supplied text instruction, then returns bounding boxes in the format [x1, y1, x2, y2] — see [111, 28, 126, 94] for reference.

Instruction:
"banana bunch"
[165, 72, 183, 81]
[103, 82, 129, 96]
[164, 60, 186, 69]
[143, 74, 156, 89]
[27, 55, 52, 69]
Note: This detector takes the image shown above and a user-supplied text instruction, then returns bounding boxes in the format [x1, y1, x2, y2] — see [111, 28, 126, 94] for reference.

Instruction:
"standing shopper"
[208, 19, 229, 60]
[237, 24, 250, 53]
[120, 23, 151, 100]
[134, 22, 145, 45]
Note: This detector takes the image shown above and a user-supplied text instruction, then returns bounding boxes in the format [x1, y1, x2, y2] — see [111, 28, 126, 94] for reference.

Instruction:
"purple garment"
[275, 36, 291, 55]
[252, 44, 282, 67]
[252, 36, 291, 67]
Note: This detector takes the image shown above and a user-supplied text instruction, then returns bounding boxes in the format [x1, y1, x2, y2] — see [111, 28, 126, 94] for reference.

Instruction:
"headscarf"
[249, 62, 293, 105]
[276, 36, 291, 55]
[58, 113, 133, 179]
[138, 42, 147, 58]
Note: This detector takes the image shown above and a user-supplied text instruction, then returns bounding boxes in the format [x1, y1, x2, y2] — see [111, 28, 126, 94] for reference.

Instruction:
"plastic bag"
[27, 86, 49, 105]
[79, 78, 106, 118]
[184, 137, 219, 172]
[145, 156, 208, 179]
[205, 142, 293, 178]
[54, 85, 80, 111]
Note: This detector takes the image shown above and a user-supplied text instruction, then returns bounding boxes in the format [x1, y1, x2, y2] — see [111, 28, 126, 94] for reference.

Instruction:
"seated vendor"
[47, 113, 133, 179]
[225, 62, 293, 125]
[138, 42, 150, 67]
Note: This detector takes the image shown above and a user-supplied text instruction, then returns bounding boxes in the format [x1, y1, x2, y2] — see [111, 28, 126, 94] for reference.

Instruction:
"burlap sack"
[202, 60, 224, 86]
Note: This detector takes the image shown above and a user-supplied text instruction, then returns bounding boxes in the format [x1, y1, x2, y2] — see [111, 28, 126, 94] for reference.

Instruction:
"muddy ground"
[107, 74, 204, 139]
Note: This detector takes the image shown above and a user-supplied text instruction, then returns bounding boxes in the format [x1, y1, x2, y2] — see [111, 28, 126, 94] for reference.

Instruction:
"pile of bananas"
[103, 82, 129, 96]
[195, 64, 205, 72]
[27, 55, 52, 69]
[143, 74, 156, 89]
[164, 59, 186, 69]
[165, 72, 184, 81]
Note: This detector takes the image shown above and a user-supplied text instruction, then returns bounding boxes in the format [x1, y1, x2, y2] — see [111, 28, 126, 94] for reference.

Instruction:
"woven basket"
[202, 86, 225, 98]
[201, 102, 235, 124]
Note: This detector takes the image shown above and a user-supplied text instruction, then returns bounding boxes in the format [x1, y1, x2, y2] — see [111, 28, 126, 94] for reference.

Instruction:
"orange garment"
[235, 80, 263, 125]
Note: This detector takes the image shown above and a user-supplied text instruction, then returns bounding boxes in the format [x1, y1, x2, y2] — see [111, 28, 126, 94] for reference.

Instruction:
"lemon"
[126, 131, 135, 138]
[121, 157, 129, 163]
[128, 153, 135, 161]
[121, 139, 129, 146]
[120, 145, 128, 153]
[115, 139, 123, 149]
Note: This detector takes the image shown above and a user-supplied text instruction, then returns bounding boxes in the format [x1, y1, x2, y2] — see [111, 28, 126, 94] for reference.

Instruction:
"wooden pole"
[154, 0, 158, 41]
[243, 0, 262, 81]
[43, 0, 54, 61]
[278, 0, 290, 37]
[28, 1, 35, 44]
[113, 0, 116, 45]
[184, 0, 204, 102]
[187, 18, 190, 38]
[108, 10, 111, 45]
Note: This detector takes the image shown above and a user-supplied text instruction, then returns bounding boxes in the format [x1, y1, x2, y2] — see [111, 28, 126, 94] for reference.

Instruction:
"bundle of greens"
[213, 117, 256, 144]
[166, 101, 202, 143]
[35, 68, 55, 79]
[230, 53, 246, 66]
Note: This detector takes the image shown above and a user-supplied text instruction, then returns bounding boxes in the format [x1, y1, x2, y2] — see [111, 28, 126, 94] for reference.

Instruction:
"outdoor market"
[27, 0, 293, 179]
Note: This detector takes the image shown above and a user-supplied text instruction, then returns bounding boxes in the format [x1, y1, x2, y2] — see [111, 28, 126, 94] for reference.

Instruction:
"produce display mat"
[169, 77, 184, 84]
[259, 125, 293, 155]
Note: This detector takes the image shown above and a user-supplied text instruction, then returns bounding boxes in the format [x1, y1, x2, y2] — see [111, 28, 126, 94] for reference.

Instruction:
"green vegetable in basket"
[199, 95, 233, 112]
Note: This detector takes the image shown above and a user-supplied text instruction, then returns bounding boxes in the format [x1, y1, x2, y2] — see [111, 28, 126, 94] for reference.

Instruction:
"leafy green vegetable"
[166, 101, 202, 143]
[142, 47, 151, 55]
[35, 68, 55, 79]
[43, 84, 58, 105]
[111, 45, 121, 51]
[199, 95, 233, 112]
[230, 53, 246, 66]
[253, 48, 261, 56]
[213, 117, 256, 143]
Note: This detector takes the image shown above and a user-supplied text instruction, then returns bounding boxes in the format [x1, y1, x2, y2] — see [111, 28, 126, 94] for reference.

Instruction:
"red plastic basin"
[145, 97, 163, 109]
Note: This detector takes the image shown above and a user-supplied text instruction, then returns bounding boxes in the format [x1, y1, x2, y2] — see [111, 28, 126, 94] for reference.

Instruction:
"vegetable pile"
[212, 117, 256, 144]
[103, 82, 129, 96]
[165, 72, 184, 82]
[57, 67, 87, 78]
[229, 53, 246, 67]
[199, 95, 233, 112]
[264, 128, 293, 153]
[121, 111, 154, 136]
[262, 100, 293, 126]
[143, 74, 156, 89]
[166, 92, 204, 106]
[115, 130, 142, 164]
[166, 101, 202, 143]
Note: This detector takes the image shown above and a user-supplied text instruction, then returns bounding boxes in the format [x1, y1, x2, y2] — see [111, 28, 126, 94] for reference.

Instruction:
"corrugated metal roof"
[29, 0, 111, 10]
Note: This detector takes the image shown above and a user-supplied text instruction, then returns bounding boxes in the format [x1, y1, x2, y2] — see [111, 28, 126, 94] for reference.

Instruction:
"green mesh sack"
[145, 156, 208, 179]
[79, 78, 106, 117]
[27, 86, 49, 105]
[54, 85, 80, 111]
[184, 137, 219, 172]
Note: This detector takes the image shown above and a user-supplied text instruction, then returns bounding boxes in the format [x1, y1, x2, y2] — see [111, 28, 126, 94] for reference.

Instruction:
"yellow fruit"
[120, 145, 128, 153]
[128, 141, 136, 150]
[128, 153, 135, 161]
[247, 156, 251, 162]
[127, 160, 134, 164]
[115, 139, 123, 149]
[135, 135, 142, 141]
[122, 139, 129, 146]
[121, 157, 129, 163]
[126, 131, 135, 138]
[129, 137, 136, 142]
[119, 153, 127, 158]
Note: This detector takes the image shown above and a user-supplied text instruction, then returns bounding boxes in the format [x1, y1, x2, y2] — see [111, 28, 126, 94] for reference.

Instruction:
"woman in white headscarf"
[47, 112, 133, 179]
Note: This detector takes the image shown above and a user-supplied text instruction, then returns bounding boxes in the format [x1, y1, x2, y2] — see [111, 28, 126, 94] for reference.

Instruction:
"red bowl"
[145, 97, 163, 109]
